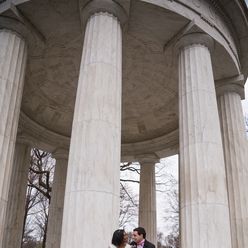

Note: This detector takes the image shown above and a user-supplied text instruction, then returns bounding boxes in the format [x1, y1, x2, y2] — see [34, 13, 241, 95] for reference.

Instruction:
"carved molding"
[142, 0, 241, 72]
[18, 111, 70, 152]
[137, 153, 160, 165]
[79, 0, 129, 29]
[215, 74, 245, 99]
[0, 0, 45, 48]
[18, 110, 179, 159]
[121, 128, 179, 158]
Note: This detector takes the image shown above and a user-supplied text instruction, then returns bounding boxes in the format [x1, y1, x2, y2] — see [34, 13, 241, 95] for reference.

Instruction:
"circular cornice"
[142, 0, 242, 74]
[52, 148, 69, 160]
[18, 111, 70, 152]
[18, 111, 179, 159]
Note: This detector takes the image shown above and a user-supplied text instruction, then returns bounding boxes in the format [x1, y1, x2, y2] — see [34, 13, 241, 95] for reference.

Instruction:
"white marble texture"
[60, 12, 122, 248]
[177, 33, 232, 248]
[218, 91, 248, 248]
[139, 157, 157, 245]
[2, 142, 31, 248]
[0, 29, 27, 246]
[6, 0, 246, 160]
[46, 149, 68, 248]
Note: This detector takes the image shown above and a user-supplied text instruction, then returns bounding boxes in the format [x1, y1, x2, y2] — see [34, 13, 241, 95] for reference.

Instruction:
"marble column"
[138, 156, 158, 245]
[2, 141, 31, 248]
[0, 29, 27, 246]
[60, 2, 126, 248]
[177, 33, 232, 248]
[46, 149, 68, 248]
[216, 77, 248, 248]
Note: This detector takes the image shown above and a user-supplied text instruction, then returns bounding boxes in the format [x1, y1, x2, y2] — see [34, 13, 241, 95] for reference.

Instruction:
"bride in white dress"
[109, 229, 131, 248]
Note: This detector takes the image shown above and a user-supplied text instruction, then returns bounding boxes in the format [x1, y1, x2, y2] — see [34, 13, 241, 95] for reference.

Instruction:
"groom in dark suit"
[130, 227, 156, 248]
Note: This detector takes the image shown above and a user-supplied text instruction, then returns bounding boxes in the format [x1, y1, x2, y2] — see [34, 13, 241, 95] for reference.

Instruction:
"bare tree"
[119, 183, 138, 228]
[22, 148, 55, 248]
[157, 232, 167, 248]
[33, 194, 49, 246]
[119, 162, 140, 228]
[22, 152, 180, 247]
[119, 159, 179, 244]
[28, 149, 53, 202]
[154, 159, 179, 248]
[120, 162, 140, 183]
[163, 187, 179, 248]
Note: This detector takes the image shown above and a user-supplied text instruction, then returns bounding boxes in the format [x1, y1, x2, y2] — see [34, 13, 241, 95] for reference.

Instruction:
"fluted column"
[0, 29, 27, 246]
[2, 141, 31, 248]
[60, 1, 126, 247]
[216, 77, 248, 248]
[46, 149, 68, 248]
[138, 156, 158, 245]
[177, 33, 232, 248]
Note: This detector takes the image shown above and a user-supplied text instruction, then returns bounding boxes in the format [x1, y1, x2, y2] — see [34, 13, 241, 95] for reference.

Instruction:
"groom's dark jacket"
[144, 240, 155, 248]
[130, 240, 155, 248]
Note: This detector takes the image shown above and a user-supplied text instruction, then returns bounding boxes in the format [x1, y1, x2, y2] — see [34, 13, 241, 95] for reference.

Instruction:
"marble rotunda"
[0, 0, 248, 247]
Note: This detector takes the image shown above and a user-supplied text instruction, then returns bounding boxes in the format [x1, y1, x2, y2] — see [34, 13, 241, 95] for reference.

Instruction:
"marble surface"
[0, 0, 244, 158]
[0, 1, 247, 247]
[178, 33, 232, 248]
[139, 157, 157, 246]
[60, 12, 122, 248]
[0, 30, 27, 247]
[218, 91, 248, 248]
[3, 143, 31, 248]
[46, 150, 68, 248]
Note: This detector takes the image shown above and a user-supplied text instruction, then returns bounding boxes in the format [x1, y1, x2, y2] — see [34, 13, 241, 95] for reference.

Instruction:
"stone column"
[60, 1, 126, 248]
[0, 29, 27, 246]
[138, 156, 158, 245]
[177, 33, 232, 248]
[2, 141, 31, 248]
[216, 76, 248, 248]
[46, 149, 68, 248]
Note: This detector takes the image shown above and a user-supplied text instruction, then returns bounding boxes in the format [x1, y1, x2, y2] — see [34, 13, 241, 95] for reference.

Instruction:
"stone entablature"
[18, 111, 179, 160]
[141, 0, 244, 75]
[0, 1, 45, 51]
[215, 74, 245, 99]
[1, 0, 244, 75]
[17, 112, 70, 153]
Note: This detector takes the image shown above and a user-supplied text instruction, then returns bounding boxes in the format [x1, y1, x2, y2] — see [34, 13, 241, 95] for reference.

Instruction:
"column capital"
[0, 7, 45, 48]
[0, 28, 24, 40]
[137, 154, 159, 166]
[215, 74, 245, 99]
[52, 148, 69, 160]
[79, 0, 128, 28]
[175, 32, 214, 52]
